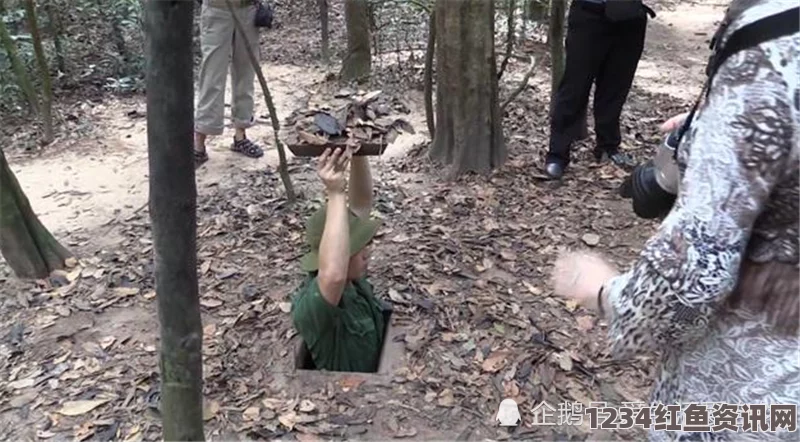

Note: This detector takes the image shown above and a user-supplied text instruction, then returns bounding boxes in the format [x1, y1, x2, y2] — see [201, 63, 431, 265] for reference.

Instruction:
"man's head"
[300, 205, 382, 280]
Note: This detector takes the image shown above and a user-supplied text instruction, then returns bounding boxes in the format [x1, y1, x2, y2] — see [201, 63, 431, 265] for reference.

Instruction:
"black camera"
[619, 129, 681, 220]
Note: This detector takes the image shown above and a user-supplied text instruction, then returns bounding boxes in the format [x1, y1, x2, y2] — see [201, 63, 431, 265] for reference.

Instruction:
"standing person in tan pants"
[194, 0, 264, 167]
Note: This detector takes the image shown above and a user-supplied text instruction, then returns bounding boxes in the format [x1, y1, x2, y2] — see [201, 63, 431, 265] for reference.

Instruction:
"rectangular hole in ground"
[294, 301, 394, 373]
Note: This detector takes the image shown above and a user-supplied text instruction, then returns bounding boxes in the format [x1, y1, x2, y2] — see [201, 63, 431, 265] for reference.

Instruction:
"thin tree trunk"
[44, 0, 66, 73]
[429, 0, 505, 177]
[341, 0, 371, 82]
[497, 0, 515, 81]
[0, 148, 73, 279]
[97, 0, 128, 67]
[144, 0, 204, 440]
[0, 13, 39, 116]
[527, 0, 547, 21]
[226, 0, 296, 204]
[24, 0, 54, 144]
[319, 0, 329, 63]
[423, 9, 435, 139]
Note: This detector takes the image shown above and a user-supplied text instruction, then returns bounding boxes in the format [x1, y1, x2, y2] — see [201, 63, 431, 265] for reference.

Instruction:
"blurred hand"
[317, 147, 351, 194]
[551, 250, 619, 310]
[659, 112, 690, 133]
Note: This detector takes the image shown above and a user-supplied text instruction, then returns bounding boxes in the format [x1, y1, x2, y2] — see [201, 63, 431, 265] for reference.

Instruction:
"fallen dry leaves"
[0, 4, 697, 438]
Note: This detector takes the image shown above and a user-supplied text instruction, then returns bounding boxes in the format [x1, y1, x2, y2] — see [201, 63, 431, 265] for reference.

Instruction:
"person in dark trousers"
[545, 0, 654, 179]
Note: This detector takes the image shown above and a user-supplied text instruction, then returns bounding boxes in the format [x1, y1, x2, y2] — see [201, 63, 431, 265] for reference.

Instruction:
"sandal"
[231, 136, 264, 158]
[194, 149, 209, 168]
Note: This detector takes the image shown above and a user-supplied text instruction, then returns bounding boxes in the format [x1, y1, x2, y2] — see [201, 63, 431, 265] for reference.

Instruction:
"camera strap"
[673, 6, 799, 151]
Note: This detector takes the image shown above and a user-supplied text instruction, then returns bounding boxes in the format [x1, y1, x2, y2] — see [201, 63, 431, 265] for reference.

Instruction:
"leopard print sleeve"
[602, 27, 798, 360]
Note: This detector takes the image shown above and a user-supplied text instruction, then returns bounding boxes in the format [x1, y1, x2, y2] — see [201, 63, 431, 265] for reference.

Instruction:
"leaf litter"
[0, 0, 708, 439]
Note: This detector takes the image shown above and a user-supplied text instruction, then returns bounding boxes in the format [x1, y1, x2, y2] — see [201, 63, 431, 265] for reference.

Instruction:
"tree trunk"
[429, 0, 505, 177]
[0, 148, 73, 279]
[423, 9, 435, 139]
[144, 0, 204, 440]
[341, 0, 371, 82]
[319, 0, 329, 63]
[527, 0, 547, 22]
[24, 0, 54, 144]
[98, 0, 128, 68]
[497, 0, 515, 81]
[549, 0, 588, 140]
[0, 5, 39, 116]
[44, 0, 66, 73]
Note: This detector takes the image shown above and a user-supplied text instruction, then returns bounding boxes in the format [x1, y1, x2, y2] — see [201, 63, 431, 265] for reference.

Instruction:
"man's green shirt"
[291, 275, 385, 373]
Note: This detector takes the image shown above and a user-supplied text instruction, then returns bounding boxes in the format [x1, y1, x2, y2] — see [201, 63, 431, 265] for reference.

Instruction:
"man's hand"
[659, 112, 690, 133]
[318, 147, 352, 194]
[550, 250, 619, 312]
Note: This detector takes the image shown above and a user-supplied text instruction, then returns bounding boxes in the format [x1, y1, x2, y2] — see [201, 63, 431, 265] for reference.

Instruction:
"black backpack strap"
[674, 6, 799, 147]
[707, 6, 798, 92]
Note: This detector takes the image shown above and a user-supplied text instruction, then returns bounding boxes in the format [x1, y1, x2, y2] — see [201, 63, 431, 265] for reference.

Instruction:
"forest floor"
[0, 1, 727, 440]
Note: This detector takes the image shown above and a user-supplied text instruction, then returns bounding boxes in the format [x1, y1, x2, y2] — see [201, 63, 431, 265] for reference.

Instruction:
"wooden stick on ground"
[226, 0, 296, 204]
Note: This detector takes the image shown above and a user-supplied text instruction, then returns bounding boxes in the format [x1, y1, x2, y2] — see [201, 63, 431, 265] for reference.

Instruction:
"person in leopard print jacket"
[551, 1, 798, 440]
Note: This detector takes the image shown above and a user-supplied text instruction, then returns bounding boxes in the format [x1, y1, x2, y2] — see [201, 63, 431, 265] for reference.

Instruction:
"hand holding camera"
[618, 112, 687, 220]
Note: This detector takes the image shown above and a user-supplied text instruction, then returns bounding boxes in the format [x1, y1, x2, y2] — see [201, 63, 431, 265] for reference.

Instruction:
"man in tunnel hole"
[290, 147, 387, 373]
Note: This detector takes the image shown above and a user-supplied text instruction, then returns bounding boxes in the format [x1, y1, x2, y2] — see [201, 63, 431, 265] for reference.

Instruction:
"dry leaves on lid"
[286, 90, 415, 148]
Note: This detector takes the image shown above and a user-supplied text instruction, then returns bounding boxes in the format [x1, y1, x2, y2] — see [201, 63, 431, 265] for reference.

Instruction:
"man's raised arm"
[349, 156, 373, 219]
[317, 148, 352, 305]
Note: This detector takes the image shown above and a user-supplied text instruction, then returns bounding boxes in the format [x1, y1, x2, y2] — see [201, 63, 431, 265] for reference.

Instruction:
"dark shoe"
[594, 150, 636, 168]
[194, 149, 208, 169]
[609, 151, 636, 168]
[231, 136, 264, 158]
[545, 162, 564, 179]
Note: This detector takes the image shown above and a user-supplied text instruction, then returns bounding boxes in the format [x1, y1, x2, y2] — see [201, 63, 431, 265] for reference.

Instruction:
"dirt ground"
[0, 1, 727, 440]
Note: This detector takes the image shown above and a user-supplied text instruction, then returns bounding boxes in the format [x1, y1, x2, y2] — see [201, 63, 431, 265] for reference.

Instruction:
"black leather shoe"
[595, 150, 636, 168]
[545, 162, 564, 179]
[609, 151, 636, 168]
